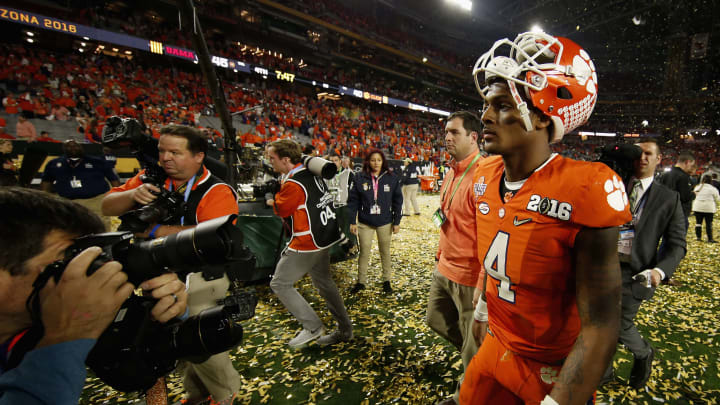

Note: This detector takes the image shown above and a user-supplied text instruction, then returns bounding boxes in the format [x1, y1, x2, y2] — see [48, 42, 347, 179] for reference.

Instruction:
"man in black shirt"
[657, 151, 695, 230]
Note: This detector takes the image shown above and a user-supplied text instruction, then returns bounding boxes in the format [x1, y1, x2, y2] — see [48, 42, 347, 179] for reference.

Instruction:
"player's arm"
[549, 226, 621, 405]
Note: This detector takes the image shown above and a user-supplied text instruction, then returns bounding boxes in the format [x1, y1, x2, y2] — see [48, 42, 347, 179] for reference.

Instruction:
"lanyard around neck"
[442, 153, 480, 207]
[371, 173, 383, 201]
[169, 174, 196, 225]
[288, 164, 304, 178]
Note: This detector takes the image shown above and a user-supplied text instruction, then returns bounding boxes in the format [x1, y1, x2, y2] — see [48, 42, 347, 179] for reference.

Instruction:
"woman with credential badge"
[347, 148, 404, 294]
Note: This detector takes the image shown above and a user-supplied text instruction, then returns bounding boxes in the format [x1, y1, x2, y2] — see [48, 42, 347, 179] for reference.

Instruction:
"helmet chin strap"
[507, 81, 534, 132]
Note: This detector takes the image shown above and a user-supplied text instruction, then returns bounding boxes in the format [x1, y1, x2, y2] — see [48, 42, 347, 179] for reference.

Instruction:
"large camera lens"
[160, 306, 244, 363]
[302, 155, 337, 179]
[120, 215, 245, 285]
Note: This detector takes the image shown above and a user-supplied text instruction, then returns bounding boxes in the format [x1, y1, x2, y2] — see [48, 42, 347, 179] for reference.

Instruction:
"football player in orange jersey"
[459, 32, 632, 405]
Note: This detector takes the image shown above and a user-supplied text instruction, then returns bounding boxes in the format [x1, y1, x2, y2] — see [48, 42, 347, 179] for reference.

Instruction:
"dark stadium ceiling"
[375, 0, 718, 67]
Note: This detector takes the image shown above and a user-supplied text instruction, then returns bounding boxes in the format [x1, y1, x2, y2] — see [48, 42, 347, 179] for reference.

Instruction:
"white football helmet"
[472, 32, 598, 142]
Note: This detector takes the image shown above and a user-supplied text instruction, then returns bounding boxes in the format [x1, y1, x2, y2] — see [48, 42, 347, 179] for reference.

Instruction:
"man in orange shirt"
[461, 32, 631, 405]
[266, 139, 353, 348]
[102, 125, 240, 405]
[427, 111, 484, 405]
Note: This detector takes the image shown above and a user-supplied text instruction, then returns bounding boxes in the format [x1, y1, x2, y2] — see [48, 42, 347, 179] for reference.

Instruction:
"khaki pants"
[357, 222, 393, 284]
[402, 184, 419, 214]
[72, 193, 112, 231]
[426, 267, 478, 401]
[180, 273, 240, 402]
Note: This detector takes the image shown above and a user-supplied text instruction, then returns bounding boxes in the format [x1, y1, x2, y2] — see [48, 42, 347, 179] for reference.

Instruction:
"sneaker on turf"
[288, 326, 325, 348]
[317, 329, 354, 346]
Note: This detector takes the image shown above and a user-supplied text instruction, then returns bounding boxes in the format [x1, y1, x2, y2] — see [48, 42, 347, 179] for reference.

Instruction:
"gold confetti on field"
[81, 195, 720, 404]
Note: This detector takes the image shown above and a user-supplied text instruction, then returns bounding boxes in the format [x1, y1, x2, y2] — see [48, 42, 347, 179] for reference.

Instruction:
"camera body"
[252, 178, 280, 199]
[33, 215, 258, 392]
[119, 187, 187, 233]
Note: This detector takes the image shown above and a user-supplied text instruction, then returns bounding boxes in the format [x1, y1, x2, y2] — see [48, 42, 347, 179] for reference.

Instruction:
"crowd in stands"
[31, 0, 698, 116]
[31, 0, 473, 111]
[1, 41, 718, 173]
[0, 43, 444, 162]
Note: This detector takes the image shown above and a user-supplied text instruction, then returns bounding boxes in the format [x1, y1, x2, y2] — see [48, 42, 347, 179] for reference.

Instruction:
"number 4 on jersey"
[484, 231, 516, 303]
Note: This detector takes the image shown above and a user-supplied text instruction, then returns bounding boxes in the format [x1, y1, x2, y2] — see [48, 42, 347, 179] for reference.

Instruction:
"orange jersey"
[474, 154, 631, 363]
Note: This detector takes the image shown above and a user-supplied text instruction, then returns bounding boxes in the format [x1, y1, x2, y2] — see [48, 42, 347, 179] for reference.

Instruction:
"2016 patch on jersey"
[526, 194, 573, 221]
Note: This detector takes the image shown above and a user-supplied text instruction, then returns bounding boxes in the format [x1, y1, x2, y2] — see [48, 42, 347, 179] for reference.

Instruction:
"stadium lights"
[125, 50, 132, 55]
[641, 120, 649, 127]
[26, 31, 34, 37]
[83, 36, 90, 40]
[422, 57, 428, 63]
[78, 48, 84, 53]
[112, 48, 119, 52]
[80, 42, 86, 47]
[26, 38, 34, 43]
[445, 0, 472, 12]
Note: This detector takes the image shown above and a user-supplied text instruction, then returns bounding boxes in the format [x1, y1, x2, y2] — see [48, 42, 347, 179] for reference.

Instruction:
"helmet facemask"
[473, 32, 598, 143]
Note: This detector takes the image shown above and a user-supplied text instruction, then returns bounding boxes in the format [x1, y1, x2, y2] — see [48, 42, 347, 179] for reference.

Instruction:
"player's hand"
[140, 273, 187, 323]
[266, 198, 274, 207]
[472, 320, 488, 348]
[392, 225, 400, 234]
[649, 269, 663, 288]
[350, 224, 358, 235]
[37, 247, 134, 347]
[132, 183, 161, 205]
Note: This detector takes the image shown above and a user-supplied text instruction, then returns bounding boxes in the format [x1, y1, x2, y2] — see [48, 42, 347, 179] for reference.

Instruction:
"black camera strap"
[4, 262, 63, 370]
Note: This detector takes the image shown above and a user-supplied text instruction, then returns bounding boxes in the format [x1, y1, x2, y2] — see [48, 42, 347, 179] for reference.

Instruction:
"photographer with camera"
[266, 140, 353, 348]
[0, 187, 187, 405]
[102, 124, 240, 405]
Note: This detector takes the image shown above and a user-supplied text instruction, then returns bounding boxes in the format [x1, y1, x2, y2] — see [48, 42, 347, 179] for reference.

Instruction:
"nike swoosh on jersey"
[513, 216, 533, 226]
